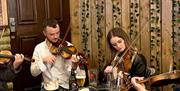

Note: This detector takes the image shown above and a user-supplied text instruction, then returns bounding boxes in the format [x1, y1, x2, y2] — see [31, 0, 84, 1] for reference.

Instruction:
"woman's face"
[110, 36, 126, 52]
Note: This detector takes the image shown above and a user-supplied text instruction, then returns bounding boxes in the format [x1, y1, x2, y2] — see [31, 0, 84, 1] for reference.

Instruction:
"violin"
[121, 70, 180, 91]
[0, 50, 34, 64]
[48, 23, 77, 59]
[111, 51, 133, 79]
[140, 70, 180, 87]
[120, 51, 133, 73]
[71, 52, 89, 70]
[50, 39, 77, 59]
[76, 53, 88, 66]
[111, 50, 149, 91]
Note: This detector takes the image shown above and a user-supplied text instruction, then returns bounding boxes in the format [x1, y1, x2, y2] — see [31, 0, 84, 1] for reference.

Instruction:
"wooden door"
[7, 0, 70, 91]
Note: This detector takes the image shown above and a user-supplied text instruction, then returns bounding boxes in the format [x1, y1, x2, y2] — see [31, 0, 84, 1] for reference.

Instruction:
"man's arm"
[30, 47, 47, 77]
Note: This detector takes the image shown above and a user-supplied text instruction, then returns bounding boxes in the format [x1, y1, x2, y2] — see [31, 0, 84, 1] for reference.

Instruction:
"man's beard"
[46, 37, 58, 44]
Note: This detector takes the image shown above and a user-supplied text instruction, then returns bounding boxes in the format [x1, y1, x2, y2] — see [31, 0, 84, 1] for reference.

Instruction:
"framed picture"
[0, 0, 8, 27]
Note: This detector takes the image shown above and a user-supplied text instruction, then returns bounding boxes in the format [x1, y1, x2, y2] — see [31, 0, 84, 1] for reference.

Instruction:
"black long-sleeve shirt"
[0, 62, 20, 91]
[129, 54, 149, 78]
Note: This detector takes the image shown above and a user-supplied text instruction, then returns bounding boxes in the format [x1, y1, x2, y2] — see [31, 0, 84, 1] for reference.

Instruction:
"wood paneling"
[70, 0, 180, 90]
[19, 35, 38, 56]
[45, 0, 63, 22]
[7, 0, 71, 90]
[0, 0, 8, 27]
[17, 0, 37, 24]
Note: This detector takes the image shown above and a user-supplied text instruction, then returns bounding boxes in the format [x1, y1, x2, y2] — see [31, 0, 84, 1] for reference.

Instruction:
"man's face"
[43, 24, 60, 43]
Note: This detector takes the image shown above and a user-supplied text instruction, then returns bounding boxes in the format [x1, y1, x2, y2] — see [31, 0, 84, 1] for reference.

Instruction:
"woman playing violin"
[30, 18, 80, 91]
[104, 27, 153, 91]
[0, 53, 24, 91]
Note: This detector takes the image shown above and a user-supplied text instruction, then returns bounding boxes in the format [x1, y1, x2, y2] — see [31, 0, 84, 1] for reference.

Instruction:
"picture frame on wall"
[0, 0, 8, 27]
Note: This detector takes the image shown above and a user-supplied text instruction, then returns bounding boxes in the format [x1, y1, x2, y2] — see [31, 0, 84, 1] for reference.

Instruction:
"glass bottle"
[69, 69, 78, 90]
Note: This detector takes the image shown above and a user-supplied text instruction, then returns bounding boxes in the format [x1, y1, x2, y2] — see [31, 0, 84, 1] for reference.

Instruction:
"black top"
[0, 62, 18, 91]
[129, 54, 150, 78]
[121, 54, 150, 91]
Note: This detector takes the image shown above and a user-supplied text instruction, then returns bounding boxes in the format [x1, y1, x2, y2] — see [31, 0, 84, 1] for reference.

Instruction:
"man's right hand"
[43, 55, 56, 65]
[131, 77, 147, 91]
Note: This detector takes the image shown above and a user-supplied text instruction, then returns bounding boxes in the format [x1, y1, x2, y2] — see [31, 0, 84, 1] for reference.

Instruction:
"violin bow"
[59, 23, 71, 46]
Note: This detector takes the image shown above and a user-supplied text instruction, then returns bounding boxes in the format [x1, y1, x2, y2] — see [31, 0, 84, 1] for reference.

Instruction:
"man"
[30, 19, 78, 91]
[0, 53, 24, 91]
[131, 77, 148, 91]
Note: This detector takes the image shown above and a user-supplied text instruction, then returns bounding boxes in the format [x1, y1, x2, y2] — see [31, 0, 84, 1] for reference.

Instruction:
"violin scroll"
[0, 50, 12, 64]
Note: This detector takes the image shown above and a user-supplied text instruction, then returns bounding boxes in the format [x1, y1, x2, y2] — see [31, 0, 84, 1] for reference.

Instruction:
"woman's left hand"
[118, 71, 129, 78]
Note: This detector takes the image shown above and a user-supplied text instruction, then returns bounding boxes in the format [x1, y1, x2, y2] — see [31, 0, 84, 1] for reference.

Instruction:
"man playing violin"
[30, 18, 80, 91]
[0, 53, 24, 91]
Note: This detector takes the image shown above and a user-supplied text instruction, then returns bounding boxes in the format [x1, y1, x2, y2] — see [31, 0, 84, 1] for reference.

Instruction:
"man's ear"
[43, 30, 46, 37]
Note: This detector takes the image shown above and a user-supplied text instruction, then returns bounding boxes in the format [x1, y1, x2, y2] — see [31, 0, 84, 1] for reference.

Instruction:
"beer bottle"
[69, 69, 78, 90]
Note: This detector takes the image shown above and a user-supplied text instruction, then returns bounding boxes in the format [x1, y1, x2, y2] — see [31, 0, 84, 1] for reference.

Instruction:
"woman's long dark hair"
[107, 27, 135, 59]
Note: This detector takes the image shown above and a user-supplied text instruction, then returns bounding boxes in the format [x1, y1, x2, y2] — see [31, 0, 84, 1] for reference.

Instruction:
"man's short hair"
[42, 18, 58, 30]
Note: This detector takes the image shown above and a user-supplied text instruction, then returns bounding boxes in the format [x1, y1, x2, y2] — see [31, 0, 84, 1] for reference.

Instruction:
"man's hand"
[131, 77, 147, 91]
[42, 55, 56, 65]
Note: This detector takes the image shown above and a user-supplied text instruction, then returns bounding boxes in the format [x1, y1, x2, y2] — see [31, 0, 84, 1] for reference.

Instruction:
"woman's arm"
[129, 54, 147, 77]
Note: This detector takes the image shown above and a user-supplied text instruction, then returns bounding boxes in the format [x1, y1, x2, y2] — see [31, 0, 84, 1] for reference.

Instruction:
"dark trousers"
[40, 86, 69, 91]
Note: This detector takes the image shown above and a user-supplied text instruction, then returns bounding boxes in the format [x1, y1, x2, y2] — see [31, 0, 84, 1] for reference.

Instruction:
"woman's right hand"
[104, 66, 113, 73]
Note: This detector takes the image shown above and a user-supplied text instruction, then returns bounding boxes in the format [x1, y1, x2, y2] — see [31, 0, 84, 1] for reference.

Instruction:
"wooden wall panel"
[139, 0, 151, 66]
[90, 0, 97, 68]
[70, 0, 81, 49]
[45, 0, 63, 21]
[162, 0, 173, 73]
[161, 1, 173, 91]
[0, 0, 8, 27]
[70, 0, 180, 90]
[121, 0, 130, 31]
[17, 0, 37, 24]
[105, 0, 113, 63]
[19, 35, 38, 56]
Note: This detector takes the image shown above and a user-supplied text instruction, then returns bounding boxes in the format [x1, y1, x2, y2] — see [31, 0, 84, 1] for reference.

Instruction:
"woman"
[104, 27, 152, 91]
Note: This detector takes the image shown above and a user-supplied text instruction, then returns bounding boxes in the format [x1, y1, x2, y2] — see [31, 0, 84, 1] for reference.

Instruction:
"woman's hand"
[104, 66, 113, 73]
[118, 71, 129, 78]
